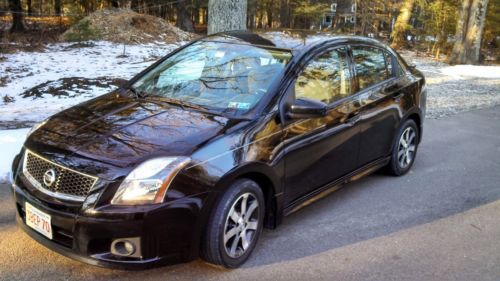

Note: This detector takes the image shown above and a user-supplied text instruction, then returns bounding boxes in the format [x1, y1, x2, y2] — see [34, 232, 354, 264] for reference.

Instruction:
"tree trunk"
[177, 0, 194, 32]
[279, 0, 288, 28]
[8, 0, 25, 33]
[27, 0, 33, 16]
[109, 0, 119, 8]
[208, 0, 247, 35]
[130, 0, 139, 11]
[449, 0, 489, 64]
[390, 0, 414, 48]
[55, 0, 62, 15]
[193, 1, 200, 25]
[247, 0, 256, 28]
[267, 8, 273, 28]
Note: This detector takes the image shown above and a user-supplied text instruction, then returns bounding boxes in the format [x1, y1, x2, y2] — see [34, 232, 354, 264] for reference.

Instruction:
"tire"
[201, 179, 265, 268]
[386, 119, 419, 176]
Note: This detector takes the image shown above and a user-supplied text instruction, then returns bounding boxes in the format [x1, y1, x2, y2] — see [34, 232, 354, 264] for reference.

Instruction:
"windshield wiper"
[146, 96, 252, 120]
[149, 96, 210, 112]
[126, 85, 148, 99]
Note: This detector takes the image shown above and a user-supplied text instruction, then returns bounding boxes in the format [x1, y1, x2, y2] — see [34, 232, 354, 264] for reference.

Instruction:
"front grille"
[22, 149, 98, 201]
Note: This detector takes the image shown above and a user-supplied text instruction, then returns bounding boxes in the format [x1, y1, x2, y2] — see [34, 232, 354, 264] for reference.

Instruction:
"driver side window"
[295, 48, 352, 104]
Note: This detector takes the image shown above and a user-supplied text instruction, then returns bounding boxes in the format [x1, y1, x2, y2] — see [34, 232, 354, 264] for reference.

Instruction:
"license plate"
[25, 202, 53, 240]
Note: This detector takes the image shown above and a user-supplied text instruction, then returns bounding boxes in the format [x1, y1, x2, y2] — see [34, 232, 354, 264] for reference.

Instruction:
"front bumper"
[12, 180, 209, 270]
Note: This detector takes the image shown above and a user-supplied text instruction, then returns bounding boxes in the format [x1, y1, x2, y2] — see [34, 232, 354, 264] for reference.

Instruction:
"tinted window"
[385, 52, 394, 76]
[352, 47, 390, 90]
[295, 48, 351, 104]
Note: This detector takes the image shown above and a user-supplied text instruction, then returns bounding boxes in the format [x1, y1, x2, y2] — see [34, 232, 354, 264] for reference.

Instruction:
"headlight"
[111, 157, 190, 205]
[26, 119, 48, 139]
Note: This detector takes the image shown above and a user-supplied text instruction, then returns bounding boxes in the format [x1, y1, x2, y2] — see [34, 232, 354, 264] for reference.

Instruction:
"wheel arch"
[213, 163, 283, 230]
[404, 110, 423, 144]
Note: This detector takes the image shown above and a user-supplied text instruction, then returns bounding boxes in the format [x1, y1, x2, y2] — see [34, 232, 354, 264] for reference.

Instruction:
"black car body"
[10, 31, 426, 269]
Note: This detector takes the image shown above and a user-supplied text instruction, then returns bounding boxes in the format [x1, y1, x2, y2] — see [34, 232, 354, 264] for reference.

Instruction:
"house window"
[324, 14, 333, 24]
[331, 3, 337, 12]
[351, 3, 356, 12]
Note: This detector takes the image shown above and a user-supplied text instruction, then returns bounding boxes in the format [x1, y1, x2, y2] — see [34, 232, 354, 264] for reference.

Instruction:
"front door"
[282, 47, 362, 205]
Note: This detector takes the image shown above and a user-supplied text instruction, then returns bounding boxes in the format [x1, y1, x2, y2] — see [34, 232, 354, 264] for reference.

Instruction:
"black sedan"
[10, 31, 426, 269]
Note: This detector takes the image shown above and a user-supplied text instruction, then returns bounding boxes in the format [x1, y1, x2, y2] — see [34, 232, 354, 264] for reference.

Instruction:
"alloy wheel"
[223, 192, 260, 258]
[397, 127, 417, 169]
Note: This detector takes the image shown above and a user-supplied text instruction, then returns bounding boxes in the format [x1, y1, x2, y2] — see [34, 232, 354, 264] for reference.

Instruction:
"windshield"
[132, 41, 292, 112]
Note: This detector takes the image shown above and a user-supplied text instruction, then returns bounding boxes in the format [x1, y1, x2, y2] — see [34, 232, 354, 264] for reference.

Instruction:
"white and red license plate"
[25, 202, 53, 239]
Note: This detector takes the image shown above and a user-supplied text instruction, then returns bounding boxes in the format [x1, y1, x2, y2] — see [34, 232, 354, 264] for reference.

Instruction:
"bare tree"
[390, 0, 414, 48]
[27, 0, 33, 15]
[8, 0, 25, 33]
[54, 0, 62, 15]
[208, 0, 247, 35]
[109, 0, 120, 8]
[449, 0, 489, 64]
[177, 0, 195, 32]
[279, 0, 289, 28]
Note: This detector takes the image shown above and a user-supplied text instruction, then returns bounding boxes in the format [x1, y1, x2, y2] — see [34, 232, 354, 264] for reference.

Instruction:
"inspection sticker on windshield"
[227, 102, 251, 110]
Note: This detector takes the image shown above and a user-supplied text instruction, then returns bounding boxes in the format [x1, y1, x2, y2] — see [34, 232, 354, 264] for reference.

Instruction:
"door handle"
[383, 83, 399, 94]
[392, 93, 404, 101]
[345, 110, 360, 124]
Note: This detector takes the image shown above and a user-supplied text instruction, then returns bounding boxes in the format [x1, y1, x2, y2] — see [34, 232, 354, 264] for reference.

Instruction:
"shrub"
[63, 19, 101, 43]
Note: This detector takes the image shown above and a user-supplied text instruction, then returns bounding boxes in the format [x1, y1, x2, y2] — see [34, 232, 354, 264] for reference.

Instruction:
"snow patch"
[0, 128, 29, 183]
[439, 65, 500, 79]
[0, 41, 183, 124]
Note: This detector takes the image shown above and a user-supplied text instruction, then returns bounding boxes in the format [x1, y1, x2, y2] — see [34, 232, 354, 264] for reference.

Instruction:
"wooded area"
[0, 0, 498, 63]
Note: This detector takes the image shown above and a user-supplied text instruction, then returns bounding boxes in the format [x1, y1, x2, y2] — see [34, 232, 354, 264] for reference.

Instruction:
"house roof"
[333, 0, 355, 14]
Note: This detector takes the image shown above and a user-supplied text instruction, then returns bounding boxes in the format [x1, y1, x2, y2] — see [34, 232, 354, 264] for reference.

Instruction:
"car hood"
[26, 93, 236, 175]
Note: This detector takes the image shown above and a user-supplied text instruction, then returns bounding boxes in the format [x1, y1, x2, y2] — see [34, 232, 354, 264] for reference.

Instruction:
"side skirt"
[283, 156, 391, 216]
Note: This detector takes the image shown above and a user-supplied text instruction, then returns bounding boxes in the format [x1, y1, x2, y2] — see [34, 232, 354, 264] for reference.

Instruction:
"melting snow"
[0, 41, 183, 124]
[0, 128, 29, 183]
[439, 65, 500, 79]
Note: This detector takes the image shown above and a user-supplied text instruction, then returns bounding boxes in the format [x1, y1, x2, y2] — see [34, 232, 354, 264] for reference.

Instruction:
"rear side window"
[384, 51, 405, 77]
[384, 52, 394, 76]
[295, 47, 352, 104]
[352, 47, 391, 90]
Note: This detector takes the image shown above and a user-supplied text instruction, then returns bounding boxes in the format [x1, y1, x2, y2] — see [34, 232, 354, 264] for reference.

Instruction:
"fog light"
[111, 237, 141, 258]
[114, 241, 135, 255]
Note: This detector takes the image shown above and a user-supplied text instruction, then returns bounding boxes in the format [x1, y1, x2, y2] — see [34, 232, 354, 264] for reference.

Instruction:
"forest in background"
[0, 0, 498, 63]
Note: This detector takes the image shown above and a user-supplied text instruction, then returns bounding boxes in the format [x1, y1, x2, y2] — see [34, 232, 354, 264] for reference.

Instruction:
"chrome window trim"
[22, 148, 98, 202]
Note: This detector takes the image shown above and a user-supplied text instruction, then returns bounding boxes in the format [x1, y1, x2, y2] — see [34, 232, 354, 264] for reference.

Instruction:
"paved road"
[1, 107, 500, 281]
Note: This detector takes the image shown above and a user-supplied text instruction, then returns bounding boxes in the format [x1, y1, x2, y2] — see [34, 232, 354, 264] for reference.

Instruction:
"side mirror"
[287, 98, 328, 119]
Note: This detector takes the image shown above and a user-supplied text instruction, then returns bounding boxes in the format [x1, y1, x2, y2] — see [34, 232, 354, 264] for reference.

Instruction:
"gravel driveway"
[400, 51, 500, 118]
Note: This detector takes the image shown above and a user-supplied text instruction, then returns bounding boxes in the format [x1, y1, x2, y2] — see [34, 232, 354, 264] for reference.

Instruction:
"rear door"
[350, 45, 406, 166]
[282, 46, 362, 204]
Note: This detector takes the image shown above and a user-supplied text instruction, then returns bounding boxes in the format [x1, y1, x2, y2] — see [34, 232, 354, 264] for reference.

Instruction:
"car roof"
[201, 30, 388, 53]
